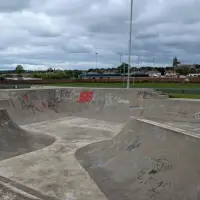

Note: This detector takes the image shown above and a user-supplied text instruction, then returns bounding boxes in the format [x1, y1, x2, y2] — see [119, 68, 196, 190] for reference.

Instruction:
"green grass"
[46, 82, 200, 99]
[168, 93, 200, 99]
[47, 82, 200, 88]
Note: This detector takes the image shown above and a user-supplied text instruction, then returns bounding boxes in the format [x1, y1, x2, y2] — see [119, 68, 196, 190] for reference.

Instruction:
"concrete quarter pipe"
[0, 109, 55, 161]
[0, 88, 199, 199]
[76, 117, 200, 200]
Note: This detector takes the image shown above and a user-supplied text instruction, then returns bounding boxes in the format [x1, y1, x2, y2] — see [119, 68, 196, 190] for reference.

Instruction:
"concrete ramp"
[0, 88, 200, 199]
[76, 117, 200, 200]
[0, 109, 55, 161]
[142, 98, 200, 123]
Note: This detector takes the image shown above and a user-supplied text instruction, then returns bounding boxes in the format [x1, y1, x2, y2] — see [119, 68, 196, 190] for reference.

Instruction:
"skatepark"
[0, 87, 200, 200]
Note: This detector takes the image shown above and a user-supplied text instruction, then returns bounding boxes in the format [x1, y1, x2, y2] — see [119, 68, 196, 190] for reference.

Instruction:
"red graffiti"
[78, 91, 93, 103]
[24, 95, 29, 101]
[41, 102, 47, 108]
[21, 94, 47, 113]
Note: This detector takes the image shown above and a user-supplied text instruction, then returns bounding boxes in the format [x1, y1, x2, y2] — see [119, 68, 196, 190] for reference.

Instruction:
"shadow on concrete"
[0, 109, 55, 161]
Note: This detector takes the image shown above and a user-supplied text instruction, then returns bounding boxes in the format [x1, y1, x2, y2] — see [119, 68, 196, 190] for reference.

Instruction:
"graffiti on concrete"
[151, 158, 172, 173]
[194, 112, 200, 119]
[76, 91, 129, 112]
[90, 92, 130, 112]
[126, 136, 141, 151]
[148, 178, 171, 199]
[19, 92, 47, 114]
[78, 91, 94, 103]
[47, 89, 73, 112]
[19, 89, 74, 114]
[137, 157, 172, 199]
[137, 90, 156, 99]
[65, 193, 76, 200]
[105, 93, 129, 106]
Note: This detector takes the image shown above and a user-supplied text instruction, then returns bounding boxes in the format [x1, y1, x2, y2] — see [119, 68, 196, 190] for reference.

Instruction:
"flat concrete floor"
[0, 117, 123, 200]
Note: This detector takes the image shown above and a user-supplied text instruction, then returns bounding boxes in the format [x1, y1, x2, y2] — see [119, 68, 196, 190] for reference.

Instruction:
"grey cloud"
[0, 0, 200, 69]
[0, 0, 30, 12]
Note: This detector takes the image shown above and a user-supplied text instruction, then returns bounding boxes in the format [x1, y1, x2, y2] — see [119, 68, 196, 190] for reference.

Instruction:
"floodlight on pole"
[119, 54, 125, 88]
[119, 54, 122, 73]
[127, 0, 133, 88]
[95, 52, 98, 68]
[138, 56, 140, 68]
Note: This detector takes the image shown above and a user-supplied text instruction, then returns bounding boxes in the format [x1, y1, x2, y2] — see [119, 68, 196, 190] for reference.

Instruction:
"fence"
[1, 77, 200, 85]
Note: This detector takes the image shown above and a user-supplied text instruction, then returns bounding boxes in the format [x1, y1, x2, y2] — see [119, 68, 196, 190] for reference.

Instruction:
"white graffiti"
[92, 93, 129, 107]
[105, 93, 130, 107]
[194, 112, 200, 119]
[65, 193, 76, 200]
[117, 99, 130, 104]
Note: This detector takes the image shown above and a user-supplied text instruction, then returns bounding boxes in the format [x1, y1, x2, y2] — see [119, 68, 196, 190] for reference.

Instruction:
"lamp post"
[119, 54, 125, 88]
[95, 52, 98, 68]
[119, 54, 122, 73]
[153, 57, 155, 68]
[127, 0, 133, 88]
[138, 56, 140, 68]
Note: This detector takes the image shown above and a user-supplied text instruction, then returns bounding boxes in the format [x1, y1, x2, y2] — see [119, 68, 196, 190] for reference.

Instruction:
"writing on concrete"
[91, 92, 130, 112]
[19, 92, 47, 114]
[126, 136, 141, 151]
[19, 90, 130, 114]
[137, 157, 172, 199]
[19, 89, 73, 114]
[137, 90, 154, 99]
[194, 112, 200, 119]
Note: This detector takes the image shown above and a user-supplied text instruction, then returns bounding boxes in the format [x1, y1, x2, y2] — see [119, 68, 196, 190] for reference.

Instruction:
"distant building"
[188, 73, 200, 77]
[165, 70, 178, 77]
[80, 73, 122, 79]
[147, 71, 161, 77]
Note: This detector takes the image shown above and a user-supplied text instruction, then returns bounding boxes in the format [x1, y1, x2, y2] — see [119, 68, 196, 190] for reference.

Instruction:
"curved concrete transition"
[0, 109, 55, 161]
[0, 87, 199, 199]
[75, 117, 200, 200]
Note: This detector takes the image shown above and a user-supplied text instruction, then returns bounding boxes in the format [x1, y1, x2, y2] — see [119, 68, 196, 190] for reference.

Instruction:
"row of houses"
[80, 71, 161, 79]
[81, 71, 200, 79]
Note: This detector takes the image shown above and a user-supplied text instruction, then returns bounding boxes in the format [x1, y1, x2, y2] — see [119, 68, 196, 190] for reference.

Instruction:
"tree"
[156, 67, 165, 76]
[47, 67, 54, 72]
[117, 62, 129, 74]
[176, 68, 189, 75]
[15, 65, 25, 74]
[189, 68, 197, 74]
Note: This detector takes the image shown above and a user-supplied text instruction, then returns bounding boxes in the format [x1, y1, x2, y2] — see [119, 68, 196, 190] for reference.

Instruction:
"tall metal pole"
[120, 54, 122, 73]
[119, 54, 124, 88]
[123, 62, 125, 88]
[138, 56, 140, 68]
[120, 54, 122, 85]
[127, 0, 133, 88]
[96, 52, 98, 68]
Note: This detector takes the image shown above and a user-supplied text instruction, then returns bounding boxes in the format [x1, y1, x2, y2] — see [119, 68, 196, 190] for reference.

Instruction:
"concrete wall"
[0, 87, 199, 125]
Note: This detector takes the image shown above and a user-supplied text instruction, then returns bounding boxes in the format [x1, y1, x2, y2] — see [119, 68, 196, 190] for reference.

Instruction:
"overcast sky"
[0, 0, 199, 70]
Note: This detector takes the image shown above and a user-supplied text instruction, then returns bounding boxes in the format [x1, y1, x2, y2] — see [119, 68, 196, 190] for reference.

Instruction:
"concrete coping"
[131, 116, 200, 139]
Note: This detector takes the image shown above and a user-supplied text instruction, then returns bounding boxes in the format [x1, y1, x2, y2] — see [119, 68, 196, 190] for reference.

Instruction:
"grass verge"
[47, 82, 200, 88]
[168, 93, 200, 99]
